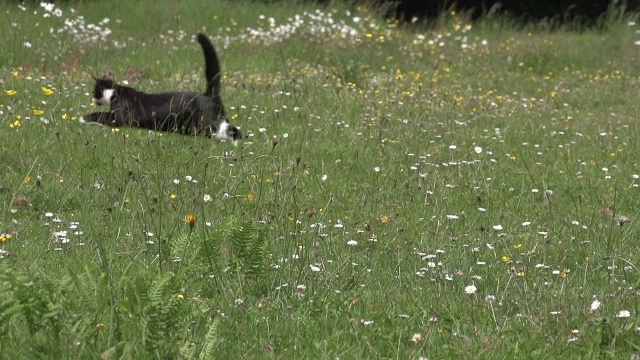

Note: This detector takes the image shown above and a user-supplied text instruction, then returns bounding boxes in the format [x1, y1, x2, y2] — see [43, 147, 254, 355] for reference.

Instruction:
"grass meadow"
[1, 0, 640, 358]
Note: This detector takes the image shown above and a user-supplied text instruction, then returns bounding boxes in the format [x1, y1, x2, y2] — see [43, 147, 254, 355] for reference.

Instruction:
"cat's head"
[215, 120, 242, 143]
[92, 77, 117, 106]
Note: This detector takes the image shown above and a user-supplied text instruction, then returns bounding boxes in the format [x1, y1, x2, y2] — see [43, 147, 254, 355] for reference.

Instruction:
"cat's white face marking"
[215, 121, 234, 142]
[94, 89, 115, 106]
[78, 116, 86, 123]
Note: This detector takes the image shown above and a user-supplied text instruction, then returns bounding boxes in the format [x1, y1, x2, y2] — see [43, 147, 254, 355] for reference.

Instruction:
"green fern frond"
[228, 219, 266, 277]
[170, 233, 190, 260]
[142, 271, 185, 357]
[194, 217, 268, 283]
[246, 228, 267, 277]
[198, 317, 220, 360]
[0, 297, 20, 330]
[70, 267, 100, 311]
[179, 341, 196, 360]
[147, 272, 175, 307]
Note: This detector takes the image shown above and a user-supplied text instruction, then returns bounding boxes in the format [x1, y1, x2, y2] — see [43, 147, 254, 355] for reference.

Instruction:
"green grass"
[1, 0, 640, 358]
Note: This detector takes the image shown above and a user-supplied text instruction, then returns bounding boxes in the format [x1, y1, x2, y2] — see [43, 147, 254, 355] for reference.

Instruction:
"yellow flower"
[516, 271, 525, 277]
[32, 109, 44, 116]
[58, 178, 64, 184]
[4, 90, 17, 96]
[170, 194, 177, 199]
[24, 176, 31, 184]
[501, 256, 511, 262]
[61, 113, 68, 120]
[513, 244, 522, 249]
[176, 294, 185, 301]
[96, 323, 106, 330]
[265, 178, 274, 184]
[185, 214, 197, 229]
[379, 215, 389, 223]
[0, 233, 12, 242]
[247, 193, 255, 201]
[41, 87, 54, 96]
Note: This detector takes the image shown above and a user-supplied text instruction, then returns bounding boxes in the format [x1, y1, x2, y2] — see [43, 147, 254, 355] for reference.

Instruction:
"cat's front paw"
[80, 112, 112, 125]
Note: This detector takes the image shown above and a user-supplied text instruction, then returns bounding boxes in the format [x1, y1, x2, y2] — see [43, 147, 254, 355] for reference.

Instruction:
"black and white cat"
[80, 33, 241, 141]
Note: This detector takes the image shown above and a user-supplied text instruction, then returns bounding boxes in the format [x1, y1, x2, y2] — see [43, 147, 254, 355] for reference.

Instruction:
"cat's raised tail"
[196, 33, 222, 97]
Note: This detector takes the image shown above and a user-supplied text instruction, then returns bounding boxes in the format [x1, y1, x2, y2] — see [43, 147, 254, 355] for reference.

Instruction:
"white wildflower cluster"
[410, 24, 488, 61]
[39, 2, 112, 44]
[40, 2, 63, 18]
[56, 16, 112, 44]
[44, 212, 85, 250]
[239, 10, 360, 45]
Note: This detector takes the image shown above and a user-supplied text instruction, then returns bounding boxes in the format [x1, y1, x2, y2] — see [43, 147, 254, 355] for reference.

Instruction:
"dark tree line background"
[319, 0, 639, 25]
[15, 0, 640, 26]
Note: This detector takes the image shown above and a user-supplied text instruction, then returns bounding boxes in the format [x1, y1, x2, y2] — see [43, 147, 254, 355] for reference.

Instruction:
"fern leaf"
[198, 317, 220, 360]
[170, 233, 190, 260]
[228, 220, 266, 277]
[0, 298, 21, 330]
[147, 272, 175, 307]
